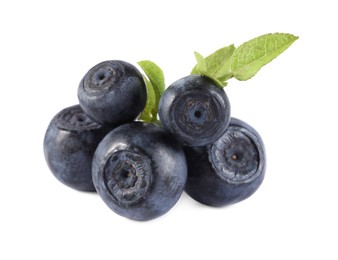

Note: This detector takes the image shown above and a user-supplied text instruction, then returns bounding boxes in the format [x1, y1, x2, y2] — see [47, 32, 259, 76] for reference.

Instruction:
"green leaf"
[138, 60, 165, 96]
[193, 51, 207, 73]
[191, 45, 236, 87]
[138, 77, 156, 122]
[204, 44, 235, 80]
[138, 60, 165, 124]
[231, 33, 299, 80]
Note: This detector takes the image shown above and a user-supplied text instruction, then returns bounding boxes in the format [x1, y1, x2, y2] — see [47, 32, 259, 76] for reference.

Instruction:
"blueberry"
[184, 118, 266, 206]
[158, 74, 231, 146]
[43, 105, 113, 191]
[92, 122, 187, 221]
[78, 60, 147, 126]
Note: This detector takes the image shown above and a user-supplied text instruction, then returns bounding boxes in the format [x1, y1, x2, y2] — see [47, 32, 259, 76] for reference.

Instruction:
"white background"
[1, 0, 337, 259]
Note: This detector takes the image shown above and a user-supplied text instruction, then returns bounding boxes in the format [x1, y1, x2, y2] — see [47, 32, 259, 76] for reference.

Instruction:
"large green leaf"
[231, 33, 299, 81]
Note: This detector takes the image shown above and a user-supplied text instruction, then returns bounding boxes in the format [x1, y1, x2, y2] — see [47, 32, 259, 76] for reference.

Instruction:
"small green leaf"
[138, 60, 165, 124]
[193, 51, 207, 73]
[191, 45, 235, 87]
[204, 44, 235, 80]
[231, 33, 299, 80]
[138, 60, 165, 96]
[138, 77, 156, 122]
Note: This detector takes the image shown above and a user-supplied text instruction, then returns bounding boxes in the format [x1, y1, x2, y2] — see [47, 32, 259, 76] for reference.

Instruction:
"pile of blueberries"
[44, 60, 266, 221]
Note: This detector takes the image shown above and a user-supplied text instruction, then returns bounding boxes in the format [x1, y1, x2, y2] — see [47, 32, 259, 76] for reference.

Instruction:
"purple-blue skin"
[184, 118, 266, 207]
[158, 74, 231, 147]
[78, 60, 147, 126]
[43, 105, 113, 192]
[92, 122, 188, 221]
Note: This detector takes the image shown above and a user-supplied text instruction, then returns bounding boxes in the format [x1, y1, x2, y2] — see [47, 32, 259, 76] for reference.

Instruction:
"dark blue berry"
[158, 74, 231, 146]
[92, 122, 187, 221]
[184, 118, 266, 206]
[43, 105, 113, 191]
[78, 60, 147, 126]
